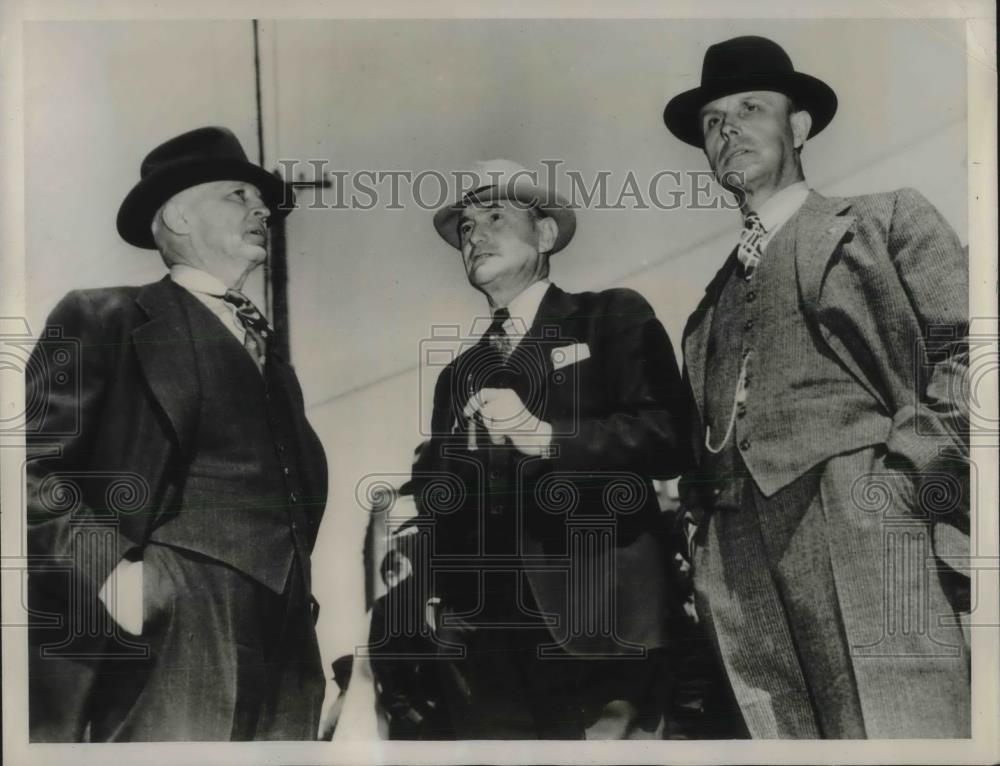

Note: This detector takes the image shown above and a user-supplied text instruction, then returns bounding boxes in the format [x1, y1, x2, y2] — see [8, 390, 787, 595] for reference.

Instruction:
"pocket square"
[550, 342, 590, 370]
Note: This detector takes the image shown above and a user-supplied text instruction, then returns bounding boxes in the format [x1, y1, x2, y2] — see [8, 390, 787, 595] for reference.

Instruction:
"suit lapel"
[793, 191, 855, 310]
[132, 278, 200, 457]
[683, 250, 739, 422]
[505, 283, 579, 373]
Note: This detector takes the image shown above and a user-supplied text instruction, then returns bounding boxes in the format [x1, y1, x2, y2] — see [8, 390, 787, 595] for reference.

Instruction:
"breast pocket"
[547, 354, 601, 426]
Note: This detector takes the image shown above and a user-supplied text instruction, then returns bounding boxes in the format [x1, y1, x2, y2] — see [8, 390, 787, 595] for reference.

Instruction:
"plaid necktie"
[737, 211, 766, 277]
[222, 289, 270, 371]
[487, 307, 512, 362]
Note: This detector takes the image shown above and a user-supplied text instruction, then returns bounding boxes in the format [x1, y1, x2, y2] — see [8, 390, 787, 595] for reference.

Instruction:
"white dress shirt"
[169, 264, 246, 345]
[746, 180, 811, 249]
[492, 278, 551, 350]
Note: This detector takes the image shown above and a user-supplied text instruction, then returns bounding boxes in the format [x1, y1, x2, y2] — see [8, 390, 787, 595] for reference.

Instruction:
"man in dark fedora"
[376, 160, 691, 738]
[664, 36, 970, 737]
[26, 126, 329, 741]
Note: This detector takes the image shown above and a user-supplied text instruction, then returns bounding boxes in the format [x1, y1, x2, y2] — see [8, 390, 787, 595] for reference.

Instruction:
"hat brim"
[433, 182, 577, 255]
[663, 72, 838, 147]
[116, 158, 295, 249]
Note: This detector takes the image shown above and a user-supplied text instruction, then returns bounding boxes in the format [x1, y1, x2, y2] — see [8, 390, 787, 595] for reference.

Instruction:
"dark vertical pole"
[253, 19, 291, 361]
[252, 20, 265, 167]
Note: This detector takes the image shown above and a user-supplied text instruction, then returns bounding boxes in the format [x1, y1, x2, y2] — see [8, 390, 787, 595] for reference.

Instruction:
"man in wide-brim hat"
[371, 160, 691, 739]
[26, 126, 330, 741]
[667, 36, 970, 738]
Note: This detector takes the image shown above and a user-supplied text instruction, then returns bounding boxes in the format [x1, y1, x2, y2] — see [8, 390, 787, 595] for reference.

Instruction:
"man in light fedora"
[664, 36, 970, 737]
[379, 160, 691, 738]
[26, 126, 329, 741]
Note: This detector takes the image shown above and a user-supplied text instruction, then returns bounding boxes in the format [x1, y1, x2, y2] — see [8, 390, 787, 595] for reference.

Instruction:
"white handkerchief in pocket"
[550, 342, 591, 371]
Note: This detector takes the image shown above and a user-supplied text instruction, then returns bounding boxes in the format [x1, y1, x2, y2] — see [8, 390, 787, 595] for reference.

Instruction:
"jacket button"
[283, 466, 291, 477]
[738, 438, 751, 451]
[290, 492, 298, 503]
[743, 319, 754, 331]
[489, 470, 500, 481]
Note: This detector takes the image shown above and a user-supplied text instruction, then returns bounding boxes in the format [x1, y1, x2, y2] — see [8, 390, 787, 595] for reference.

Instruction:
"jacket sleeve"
[547, 288, 693, 478]
[880, 188, 969, 474]
[26, 291, 142, 596]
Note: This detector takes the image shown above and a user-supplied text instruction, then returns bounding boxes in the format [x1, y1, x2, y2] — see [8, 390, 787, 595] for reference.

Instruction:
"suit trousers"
[692, 446, 970, 738]
[86, 542, 325, 741]
[435, 624, 669, 739]
[432, 573, 670, 740]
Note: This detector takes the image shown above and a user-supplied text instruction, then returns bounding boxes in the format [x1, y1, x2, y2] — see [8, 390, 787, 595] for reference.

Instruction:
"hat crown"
[663, 35, 837, 147]
[702, 35, 796, 88]
[463, 158, 535, 196]
[432, 158, 576, 254]
[140, 126, 250, 180]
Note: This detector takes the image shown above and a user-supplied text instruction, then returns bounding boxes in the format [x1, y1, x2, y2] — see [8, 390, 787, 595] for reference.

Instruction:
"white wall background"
[23, 17, 968, 723]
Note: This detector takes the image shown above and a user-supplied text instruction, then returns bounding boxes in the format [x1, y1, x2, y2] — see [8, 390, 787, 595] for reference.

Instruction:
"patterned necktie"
[737, 211, 766, 278]
[222, 289, 270, 371]
[487, 307, 512, 362]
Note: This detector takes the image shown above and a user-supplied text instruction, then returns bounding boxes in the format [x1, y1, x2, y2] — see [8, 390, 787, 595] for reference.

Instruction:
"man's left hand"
[463, 387, 553, 457]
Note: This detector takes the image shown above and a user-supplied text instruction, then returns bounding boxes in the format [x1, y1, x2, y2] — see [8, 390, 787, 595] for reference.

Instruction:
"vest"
[703, 213, 884, 497]
[148, 293, 319, 594]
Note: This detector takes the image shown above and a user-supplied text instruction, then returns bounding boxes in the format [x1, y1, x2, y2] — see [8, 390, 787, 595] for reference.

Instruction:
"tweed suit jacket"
[680, 188, 970, 737]
[683, 188, 968, 507]
[409, 283, 691, 656]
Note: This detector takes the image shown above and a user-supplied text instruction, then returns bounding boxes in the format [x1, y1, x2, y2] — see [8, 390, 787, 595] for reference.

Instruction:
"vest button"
[743, 319, 754, 331]
[746, 290, 756, 302]
[737, 403, 747, 418]
[290, 492, 298, 503]
[283, 466, 291, 477]
[738, 438, 751, 451]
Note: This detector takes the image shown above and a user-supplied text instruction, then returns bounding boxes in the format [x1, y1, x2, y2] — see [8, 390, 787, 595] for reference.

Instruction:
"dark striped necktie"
[487, 307, 512, 362]
[222, 289, 270, 371]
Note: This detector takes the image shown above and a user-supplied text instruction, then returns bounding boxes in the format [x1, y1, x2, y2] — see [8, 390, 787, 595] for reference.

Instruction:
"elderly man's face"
[458, 201, 546, 294]
[176, 180, 270, 274]
[699, 91, 807, 201]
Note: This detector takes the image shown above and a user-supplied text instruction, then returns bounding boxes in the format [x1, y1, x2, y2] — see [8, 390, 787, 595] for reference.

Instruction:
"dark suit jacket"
[25, 277, 328, 739]
[410, 283, 690, 656]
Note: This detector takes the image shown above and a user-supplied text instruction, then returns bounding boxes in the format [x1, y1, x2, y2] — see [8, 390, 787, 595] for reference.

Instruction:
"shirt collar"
[753, 181, 810, 238]
[169, 264, 229, 297]
[497, 279, 551, 333]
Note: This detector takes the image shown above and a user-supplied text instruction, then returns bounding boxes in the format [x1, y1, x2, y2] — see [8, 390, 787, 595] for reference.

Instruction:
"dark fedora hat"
[663, 36, 838, 147]
[116, 126, 294, 249]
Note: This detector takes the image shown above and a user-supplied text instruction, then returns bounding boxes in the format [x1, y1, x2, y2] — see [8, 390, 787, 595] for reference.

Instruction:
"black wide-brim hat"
[663, 36, 838, 147]
[116, 126, 294, 249]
